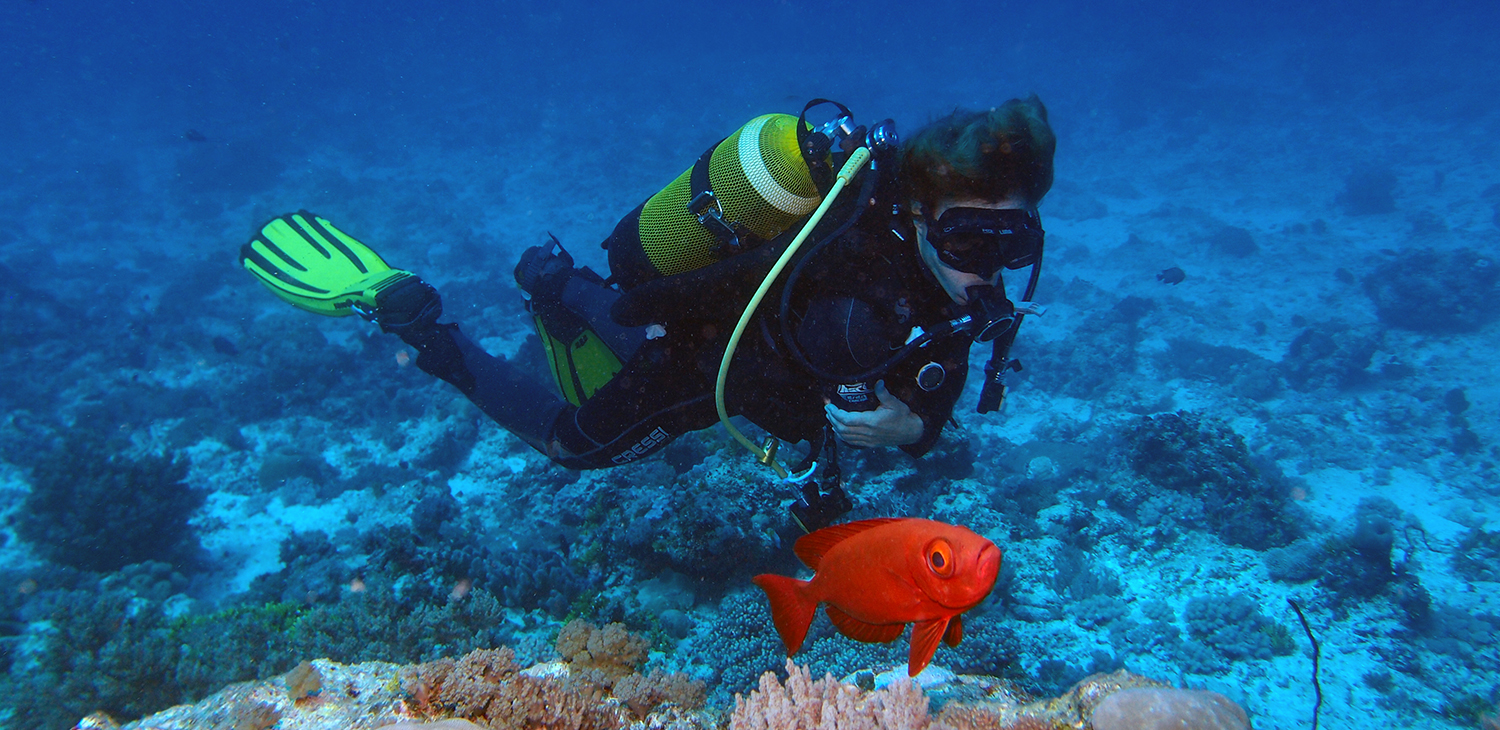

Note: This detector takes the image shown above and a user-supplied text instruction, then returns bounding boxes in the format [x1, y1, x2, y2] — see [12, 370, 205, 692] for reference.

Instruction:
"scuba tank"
[603, 104, 861, 290]
[604, 113, 821, 289]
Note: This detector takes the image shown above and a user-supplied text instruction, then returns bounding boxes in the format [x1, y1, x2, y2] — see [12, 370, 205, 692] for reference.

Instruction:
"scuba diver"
[240, 97, 1056, 532]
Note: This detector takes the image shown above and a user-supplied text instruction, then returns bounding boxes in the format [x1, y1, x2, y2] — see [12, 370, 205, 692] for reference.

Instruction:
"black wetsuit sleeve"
[887, 335, 971, 458]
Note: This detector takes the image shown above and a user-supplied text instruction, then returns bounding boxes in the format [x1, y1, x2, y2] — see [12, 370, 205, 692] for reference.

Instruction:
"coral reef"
[105, 633, 711, 730]
[552, 618, 652, 686]
[0, 569, 537, 728]
[1206, 225, 1257, 258]
[1022, 296, 1155, 399]
[401, 648, 619, 730]
[1364, 248, 1500, 333]
[728, 661, 1247, 730]
[1183, 593, 1293, 665]
[1153, 339, 1281, 400]
[1279, 321, 1379, 391]
[94, 655, 1245, 730]
[1089, 687, 1250, 730]
[14, 435, 204, 572]
[1452, 528, 1500, 583]
[1263, 497, 1431, 625]
[1124, 411, 1300, 549]
[730, 659, 930, 730]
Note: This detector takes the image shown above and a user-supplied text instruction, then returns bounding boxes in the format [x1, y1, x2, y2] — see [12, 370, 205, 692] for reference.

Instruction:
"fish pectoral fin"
[826, 605, 906, 644]
[907, 618, 949, 677]
[943, 615, 963, 647]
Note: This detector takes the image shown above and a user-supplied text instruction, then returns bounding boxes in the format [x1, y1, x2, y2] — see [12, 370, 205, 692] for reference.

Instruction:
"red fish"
[752, 517, 1001, 676]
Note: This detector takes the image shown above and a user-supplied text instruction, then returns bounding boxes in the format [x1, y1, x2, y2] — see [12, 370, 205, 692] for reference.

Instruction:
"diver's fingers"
[825, 405, 865, 443]
[825, 403, 855, 428]
[873, 380, 913, 415]
[831, 422, 875, 447]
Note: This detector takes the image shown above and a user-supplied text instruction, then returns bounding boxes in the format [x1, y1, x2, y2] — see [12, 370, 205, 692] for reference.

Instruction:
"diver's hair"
[900, 95, 1056, 211]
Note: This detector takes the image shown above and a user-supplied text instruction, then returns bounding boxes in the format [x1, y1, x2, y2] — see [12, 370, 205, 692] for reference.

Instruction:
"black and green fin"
[533, 305, 624, 407]
[240, 210, 413, 317]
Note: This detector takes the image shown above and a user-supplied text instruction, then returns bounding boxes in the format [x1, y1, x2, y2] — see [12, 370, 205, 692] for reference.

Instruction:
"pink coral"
[730, 659, 930, 730]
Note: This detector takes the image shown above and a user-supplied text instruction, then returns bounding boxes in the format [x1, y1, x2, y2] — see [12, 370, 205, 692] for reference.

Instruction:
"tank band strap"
[686, 138, 754, 255]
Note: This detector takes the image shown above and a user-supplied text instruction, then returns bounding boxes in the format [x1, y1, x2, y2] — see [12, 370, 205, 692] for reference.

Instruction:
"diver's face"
[913, 196, 1029, 305]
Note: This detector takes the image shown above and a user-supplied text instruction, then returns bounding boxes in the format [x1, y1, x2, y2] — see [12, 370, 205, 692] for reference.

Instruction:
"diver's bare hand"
[824, 381, 923, 447]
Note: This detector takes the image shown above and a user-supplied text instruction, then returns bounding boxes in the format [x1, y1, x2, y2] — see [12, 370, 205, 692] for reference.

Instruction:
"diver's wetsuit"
[395, 207, 974, 470]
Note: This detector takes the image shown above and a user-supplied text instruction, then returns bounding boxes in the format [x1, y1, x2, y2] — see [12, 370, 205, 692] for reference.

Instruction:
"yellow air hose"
[715, 146, 873, 477]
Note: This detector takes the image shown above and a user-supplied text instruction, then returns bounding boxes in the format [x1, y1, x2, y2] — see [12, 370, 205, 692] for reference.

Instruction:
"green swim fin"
[240, 210, 413, 318]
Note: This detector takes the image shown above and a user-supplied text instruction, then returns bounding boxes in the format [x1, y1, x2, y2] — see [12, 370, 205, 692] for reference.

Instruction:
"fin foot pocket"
[515, 235, 576, 307]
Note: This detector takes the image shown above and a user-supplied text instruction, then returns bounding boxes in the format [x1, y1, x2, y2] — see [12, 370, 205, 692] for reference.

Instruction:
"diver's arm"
[891, 337, 969, 458]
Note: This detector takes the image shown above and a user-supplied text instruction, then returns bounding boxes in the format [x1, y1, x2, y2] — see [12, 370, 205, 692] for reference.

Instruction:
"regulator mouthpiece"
[966, 285, 1017, 342]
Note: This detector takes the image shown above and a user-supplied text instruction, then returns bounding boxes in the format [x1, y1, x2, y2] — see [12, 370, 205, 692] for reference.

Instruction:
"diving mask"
[924, 207, 1044, 278]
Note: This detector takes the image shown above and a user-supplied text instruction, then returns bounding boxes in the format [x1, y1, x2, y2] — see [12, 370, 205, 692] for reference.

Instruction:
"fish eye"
[927, 539, 954, 577]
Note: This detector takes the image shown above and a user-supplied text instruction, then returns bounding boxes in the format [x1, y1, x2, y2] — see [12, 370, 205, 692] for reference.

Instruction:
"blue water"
[2, 1, 1498, 728]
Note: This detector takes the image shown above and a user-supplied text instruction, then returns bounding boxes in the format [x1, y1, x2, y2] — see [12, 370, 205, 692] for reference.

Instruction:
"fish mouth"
[933, 543, 1002, 610]
[975, 543, 1001, 589]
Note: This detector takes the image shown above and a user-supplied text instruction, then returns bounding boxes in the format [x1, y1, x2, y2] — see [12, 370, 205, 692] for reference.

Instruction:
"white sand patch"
[195, 488, 375, 597]
[1297, 466, 1471, 543]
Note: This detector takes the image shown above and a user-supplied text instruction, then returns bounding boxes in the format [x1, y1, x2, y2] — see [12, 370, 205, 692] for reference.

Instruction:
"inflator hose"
[715, 147, 873, 475]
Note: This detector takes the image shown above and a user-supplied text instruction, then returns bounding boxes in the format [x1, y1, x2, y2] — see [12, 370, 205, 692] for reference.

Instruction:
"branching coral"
[729, 659, 930, 730]
[1125, 411, 1300, 549]
[400, 624, 701, 729]
[613, 668, 707, 718]
[17, 435, 204, 572]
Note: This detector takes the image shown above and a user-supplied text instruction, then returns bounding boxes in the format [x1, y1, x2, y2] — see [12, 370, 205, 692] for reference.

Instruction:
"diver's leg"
[559, 275, 645, 363]
[391, 282, 717, 469]
[545, 336, 720, 468]
[518, 240, 647, 363]
[238, 212, 569, 455]
[376, 278, 565, 453]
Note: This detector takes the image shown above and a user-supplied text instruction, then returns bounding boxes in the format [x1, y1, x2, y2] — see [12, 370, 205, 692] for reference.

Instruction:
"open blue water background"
[2, 1, 1499, 729]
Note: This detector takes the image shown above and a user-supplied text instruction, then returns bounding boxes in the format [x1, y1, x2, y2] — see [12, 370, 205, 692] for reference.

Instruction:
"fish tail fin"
[752, 574, 816, 656]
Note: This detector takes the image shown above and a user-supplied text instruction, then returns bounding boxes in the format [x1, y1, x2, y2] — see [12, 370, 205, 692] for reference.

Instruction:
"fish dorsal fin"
[943, 615, 963, 647]
[794, 518, 906, 570]
[826, 605, 906, 644]
[908, 618, 949, 677]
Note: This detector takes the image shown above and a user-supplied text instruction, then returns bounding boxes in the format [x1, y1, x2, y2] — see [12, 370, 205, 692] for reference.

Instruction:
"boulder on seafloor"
[104, 656, 718, 730]
[1090, 687, 1251, 730]
[94, 655, 1250, 730]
